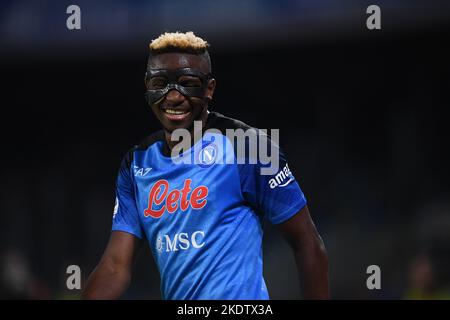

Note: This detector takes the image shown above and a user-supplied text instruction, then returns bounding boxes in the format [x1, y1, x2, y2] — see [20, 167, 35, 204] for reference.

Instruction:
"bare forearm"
[82, 258, 131, 300]
[294, 239, 329, 299]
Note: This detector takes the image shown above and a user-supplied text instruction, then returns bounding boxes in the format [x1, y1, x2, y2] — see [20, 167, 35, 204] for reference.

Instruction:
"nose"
[165, 88, 184, 103]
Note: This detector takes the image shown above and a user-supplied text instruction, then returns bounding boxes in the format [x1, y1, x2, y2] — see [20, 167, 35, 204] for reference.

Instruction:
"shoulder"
[121, 130, 165, 167]
[208, 111, 276, 146]
[135, 130, 166, 151]
[207, 111, 255, 133]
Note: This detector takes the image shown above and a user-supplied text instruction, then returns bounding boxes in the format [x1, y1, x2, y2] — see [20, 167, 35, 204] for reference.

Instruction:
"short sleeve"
[238, 131, 307, 225]
[111, 150, 144, 239]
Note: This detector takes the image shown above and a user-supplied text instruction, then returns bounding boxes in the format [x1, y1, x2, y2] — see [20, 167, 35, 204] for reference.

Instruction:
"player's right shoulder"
[134, 130, 166, 152]
[120, 130, 165, 168]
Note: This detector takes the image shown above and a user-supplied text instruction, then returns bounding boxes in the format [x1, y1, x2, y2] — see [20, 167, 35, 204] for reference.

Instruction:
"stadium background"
[1, 0, 449, 299]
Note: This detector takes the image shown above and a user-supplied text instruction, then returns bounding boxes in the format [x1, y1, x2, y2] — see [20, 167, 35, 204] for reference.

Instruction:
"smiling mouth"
[164, 108, 189, 115]
[162, 108, 191, 121]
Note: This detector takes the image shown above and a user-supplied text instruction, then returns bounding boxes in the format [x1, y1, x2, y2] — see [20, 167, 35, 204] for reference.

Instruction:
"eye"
[147, 77, 167, 89]
[178, 76, 202, 87]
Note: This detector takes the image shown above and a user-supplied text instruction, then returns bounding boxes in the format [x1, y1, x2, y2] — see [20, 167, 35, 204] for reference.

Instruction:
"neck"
[164, 109, 210, 151]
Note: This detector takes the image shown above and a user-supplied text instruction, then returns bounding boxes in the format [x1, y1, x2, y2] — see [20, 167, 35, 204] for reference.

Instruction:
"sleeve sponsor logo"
[268, 163, 295, 189]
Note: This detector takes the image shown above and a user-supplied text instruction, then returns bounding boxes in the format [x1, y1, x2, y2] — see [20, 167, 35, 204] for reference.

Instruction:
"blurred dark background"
[1, 0, 450, 299]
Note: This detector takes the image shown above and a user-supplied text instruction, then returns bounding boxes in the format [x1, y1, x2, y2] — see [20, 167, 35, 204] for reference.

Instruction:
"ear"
[205, 78, 216, 101]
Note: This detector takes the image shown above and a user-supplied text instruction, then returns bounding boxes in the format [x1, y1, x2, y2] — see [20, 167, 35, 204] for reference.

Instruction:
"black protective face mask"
[145, 67, 212, 106]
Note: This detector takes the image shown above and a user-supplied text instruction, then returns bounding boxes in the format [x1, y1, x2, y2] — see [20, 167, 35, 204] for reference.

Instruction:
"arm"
[277, 205, 329, 299]
[82, 231, 143, 300]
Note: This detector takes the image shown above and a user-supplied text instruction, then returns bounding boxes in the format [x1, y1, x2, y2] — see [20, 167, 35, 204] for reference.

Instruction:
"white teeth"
[165, 109, 188, 115]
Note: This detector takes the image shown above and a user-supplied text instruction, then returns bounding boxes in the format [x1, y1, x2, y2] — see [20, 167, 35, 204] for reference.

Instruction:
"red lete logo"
[144, 179, 209, 218]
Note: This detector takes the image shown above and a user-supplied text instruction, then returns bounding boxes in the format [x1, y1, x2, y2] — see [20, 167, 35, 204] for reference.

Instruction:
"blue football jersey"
[111, 112, 307, 300]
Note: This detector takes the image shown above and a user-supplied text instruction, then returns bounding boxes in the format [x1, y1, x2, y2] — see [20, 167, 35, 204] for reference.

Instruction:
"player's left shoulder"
[207, 111, 274, 144]
[206, 111, 254, 133]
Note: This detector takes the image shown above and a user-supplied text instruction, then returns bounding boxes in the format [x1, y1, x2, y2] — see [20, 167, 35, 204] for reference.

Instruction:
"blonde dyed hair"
[149, 31, 209, 54]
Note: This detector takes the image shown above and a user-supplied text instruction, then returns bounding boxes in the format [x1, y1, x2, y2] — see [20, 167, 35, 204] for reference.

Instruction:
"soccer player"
[82, 32, 329, 300]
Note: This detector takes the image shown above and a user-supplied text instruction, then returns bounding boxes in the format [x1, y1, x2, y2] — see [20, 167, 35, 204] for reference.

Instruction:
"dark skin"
[82, 231, 143, 299]
[82, 52, 329, 299]
[278, 205, 329, 299]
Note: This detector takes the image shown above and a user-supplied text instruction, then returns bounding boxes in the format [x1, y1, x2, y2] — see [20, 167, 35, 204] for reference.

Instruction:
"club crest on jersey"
[197, 143, 218, 167]
[144, 179, 209, 218]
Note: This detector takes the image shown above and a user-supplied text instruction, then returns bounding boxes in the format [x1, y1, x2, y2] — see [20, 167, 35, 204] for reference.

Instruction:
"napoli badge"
[197, 143, 218, 167]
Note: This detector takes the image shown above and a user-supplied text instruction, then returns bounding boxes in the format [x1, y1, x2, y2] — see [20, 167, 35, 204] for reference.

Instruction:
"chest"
[132, 157, 242, 225]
